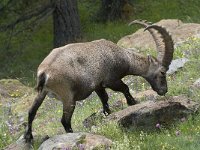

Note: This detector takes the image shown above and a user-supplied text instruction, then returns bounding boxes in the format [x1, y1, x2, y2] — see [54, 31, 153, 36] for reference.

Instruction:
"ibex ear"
[148, 55, 158, 65]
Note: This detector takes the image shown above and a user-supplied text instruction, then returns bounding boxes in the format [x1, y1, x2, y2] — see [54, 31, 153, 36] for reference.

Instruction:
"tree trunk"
[53, 0, 81, 48]
[100, 0, 126, 21]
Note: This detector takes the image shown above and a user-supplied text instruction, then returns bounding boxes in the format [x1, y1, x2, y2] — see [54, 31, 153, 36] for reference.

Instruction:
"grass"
[1, 0, 200, 149]
[35, 37, 200, 149]
[0, 108, 14, 148]
[0, 123, 13, 148]
[1, 37, 199, 149]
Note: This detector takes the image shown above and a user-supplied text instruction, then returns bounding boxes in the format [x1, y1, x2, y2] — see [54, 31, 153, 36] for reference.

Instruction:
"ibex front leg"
[95, 88, 111, 115]
[24, 91, 47, 142]
[108, 80, 137, 105]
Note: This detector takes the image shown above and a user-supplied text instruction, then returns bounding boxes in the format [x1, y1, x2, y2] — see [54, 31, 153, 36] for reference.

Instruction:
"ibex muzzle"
[145, 63, 168, 95]
[24, 20, 174, 142]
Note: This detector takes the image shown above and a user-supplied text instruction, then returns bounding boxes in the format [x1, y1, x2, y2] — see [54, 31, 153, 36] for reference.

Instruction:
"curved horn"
[129, 20, 166, 66]
[144, 25, 174, 70]
[128, 19, 153, 26]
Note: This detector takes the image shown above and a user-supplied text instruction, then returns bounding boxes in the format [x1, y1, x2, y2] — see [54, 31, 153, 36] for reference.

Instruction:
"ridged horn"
[144, 25, 174, 70]
[129, 20, 167, 67]
[128, 19, 153, 26]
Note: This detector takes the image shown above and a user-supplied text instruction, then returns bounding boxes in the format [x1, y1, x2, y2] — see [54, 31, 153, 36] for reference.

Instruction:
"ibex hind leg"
[108, 80, 137, 106]
[95, 88, 111, 115]
[61, 95, 76, 133]
[24, 91, 47, 143]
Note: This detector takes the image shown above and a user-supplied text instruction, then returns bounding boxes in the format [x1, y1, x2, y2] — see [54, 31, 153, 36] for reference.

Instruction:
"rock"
[106, 95, 199, 129]
[4, 135, 33, 150]
[83, 90, 158, 129]
[83, 112, 105, 128]
[167, 58, 189, 75]
[83, 100, 125, 128]
[0, 79, 34, 113]
[135, 89, 157, 101]
[38, 132, 112, 150]
[4, 134, 50, 150]
[193, 78, 200, 88]
[118, 19, 200, 50]
[0, 84, 10, 98]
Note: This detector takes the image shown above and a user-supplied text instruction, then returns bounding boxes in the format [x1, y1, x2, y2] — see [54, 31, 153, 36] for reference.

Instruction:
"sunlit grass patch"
[0, 122, 14, 149]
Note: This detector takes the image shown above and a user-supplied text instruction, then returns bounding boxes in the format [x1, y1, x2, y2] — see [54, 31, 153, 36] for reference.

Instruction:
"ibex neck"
[125, 50, 150, 76]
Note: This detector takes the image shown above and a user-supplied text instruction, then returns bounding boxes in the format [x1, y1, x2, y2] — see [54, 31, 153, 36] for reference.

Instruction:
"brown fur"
[24, 21, 174, 142]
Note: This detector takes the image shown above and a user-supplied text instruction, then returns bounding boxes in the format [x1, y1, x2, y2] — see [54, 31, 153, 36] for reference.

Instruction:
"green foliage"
[0, 123, 12, 149]
[1, 0, 200, 83]
[132, 0, 200, 23]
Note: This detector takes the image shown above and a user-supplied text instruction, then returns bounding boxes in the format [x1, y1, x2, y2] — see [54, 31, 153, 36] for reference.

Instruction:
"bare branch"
[4, 26, 14, 50]
[13, 7, 54, 36]
[0, 2, 54, 32]
[0, 0, 14, 13]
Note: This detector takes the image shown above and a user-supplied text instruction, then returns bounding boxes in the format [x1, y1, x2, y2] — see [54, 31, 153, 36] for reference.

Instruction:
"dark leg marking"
[108, 80, 137, 106]
[61, 101, 76, 133]
[95, 88, 111, 115]
[24, 91, 47, 142]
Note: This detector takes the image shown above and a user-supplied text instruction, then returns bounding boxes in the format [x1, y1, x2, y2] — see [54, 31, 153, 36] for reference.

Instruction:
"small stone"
[193, 78, 200, 88]
[167, 58, 189, 75]
[180, 117, 186, 122]
[175, 130, 181, 136]
[156, 123, 161, 129]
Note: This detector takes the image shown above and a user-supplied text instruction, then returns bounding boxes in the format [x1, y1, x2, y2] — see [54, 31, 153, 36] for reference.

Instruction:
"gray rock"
[193, 78, 200, 88]
[0, 84, 10, 98]
[106, 95, 199, 129]
[82, 90, 158, 129]
[39, 132, 112, 150]
[167, 58, 189, 75]
[118, 19, 200, 50]
[83, 100, 125, 129]
[4, 135, 34, 150]
[83, 112, 105, 128]
[135, 89, 158, 101]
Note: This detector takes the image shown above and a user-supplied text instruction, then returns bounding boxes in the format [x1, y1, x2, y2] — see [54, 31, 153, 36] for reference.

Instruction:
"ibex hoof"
[66, 128, 73, 133]
[103, 109, 111, 116]
[24, 133, 33, 143]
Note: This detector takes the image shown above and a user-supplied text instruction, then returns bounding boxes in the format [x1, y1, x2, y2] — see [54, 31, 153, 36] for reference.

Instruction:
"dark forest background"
[0, 0, 199, 85]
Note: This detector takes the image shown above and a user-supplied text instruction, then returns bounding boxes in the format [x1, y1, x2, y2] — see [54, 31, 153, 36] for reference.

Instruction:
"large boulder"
[107, 95, 199, 128]
[83, 99, 126, 129]
[5, 132, 112, 150]
[118, 19, 200, 49]
[38, 132, 112, 150]
[83, 94, 199, 129]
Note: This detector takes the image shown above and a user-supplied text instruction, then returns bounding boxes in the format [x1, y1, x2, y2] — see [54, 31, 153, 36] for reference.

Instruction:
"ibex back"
[24, 20, 174, 142]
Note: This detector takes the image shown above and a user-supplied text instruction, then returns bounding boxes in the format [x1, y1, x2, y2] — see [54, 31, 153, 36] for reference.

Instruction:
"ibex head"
[145, 55, 168, 95]
[129, 20, 174, 95]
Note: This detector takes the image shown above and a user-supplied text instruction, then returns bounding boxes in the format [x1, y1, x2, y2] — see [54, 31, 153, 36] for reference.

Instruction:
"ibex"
[24, 20, 174, 142]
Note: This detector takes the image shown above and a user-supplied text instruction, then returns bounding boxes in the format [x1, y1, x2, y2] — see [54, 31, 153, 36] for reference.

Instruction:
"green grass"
[0, 38, 200, 149]
[1, 0, 200, 149]
[0, 108, 14, 148]
[0, 123, 13, 148]
[27, 37, 200, 150]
